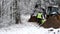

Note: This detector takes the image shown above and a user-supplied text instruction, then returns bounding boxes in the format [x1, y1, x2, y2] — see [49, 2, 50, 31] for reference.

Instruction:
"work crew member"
[36, 12, 46, 25]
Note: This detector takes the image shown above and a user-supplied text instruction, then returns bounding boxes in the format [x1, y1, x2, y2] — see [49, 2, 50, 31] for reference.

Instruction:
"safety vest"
[41, 19, 46, 24]
[37, 13, 42, 19]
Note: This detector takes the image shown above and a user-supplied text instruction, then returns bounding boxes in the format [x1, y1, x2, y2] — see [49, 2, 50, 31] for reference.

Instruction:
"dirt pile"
[28, 15, 60, 29]
[28, 16, 37, 22]
[42, 15, 60, 29]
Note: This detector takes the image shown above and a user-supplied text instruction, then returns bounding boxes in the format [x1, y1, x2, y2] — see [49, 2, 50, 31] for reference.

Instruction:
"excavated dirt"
[28, 16, 37, 22]
[42, 15, 60, 29]
[28, 15, 60, 29]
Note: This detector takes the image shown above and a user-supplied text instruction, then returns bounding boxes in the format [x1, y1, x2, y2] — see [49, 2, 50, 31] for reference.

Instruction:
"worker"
[36, 12, 46, 25]
[36, 12, 42, 25]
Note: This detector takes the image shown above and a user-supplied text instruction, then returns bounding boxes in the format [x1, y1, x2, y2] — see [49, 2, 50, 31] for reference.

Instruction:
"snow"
[0, 14, 60, 34]
[0, 24, 48, 34]
[0, 24, 59, 34]
[0, 0, 60, 34]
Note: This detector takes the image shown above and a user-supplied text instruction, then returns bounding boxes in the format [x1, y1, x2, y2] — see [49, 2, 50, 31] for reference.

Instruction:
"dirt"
[28, 15, 60, 29]
[28, 16, 37, 22]
[42, 15, 60, 29]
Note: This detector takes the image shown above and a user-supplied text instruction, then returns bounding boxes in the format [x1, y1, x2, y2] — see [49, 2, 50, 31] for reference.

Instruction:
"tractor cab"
[47, 5, 59, 16]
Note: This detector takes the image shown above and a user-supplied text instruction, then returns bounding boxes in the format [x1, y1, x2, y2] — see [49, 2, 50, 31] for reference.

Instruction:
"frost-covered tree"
[12, 0, 21, 24]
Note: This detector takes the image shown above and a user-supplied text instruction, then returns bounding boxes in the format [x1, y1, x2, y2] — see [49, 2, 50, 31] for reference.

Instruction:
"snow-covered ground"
[0, 14, 60, 34]
[0, 0, 60, 34]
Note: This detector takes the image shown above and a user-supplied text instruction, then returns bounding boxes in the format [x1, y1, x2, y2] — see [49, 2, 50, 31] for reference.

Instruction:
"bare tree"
[13, 0, 21, 24]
